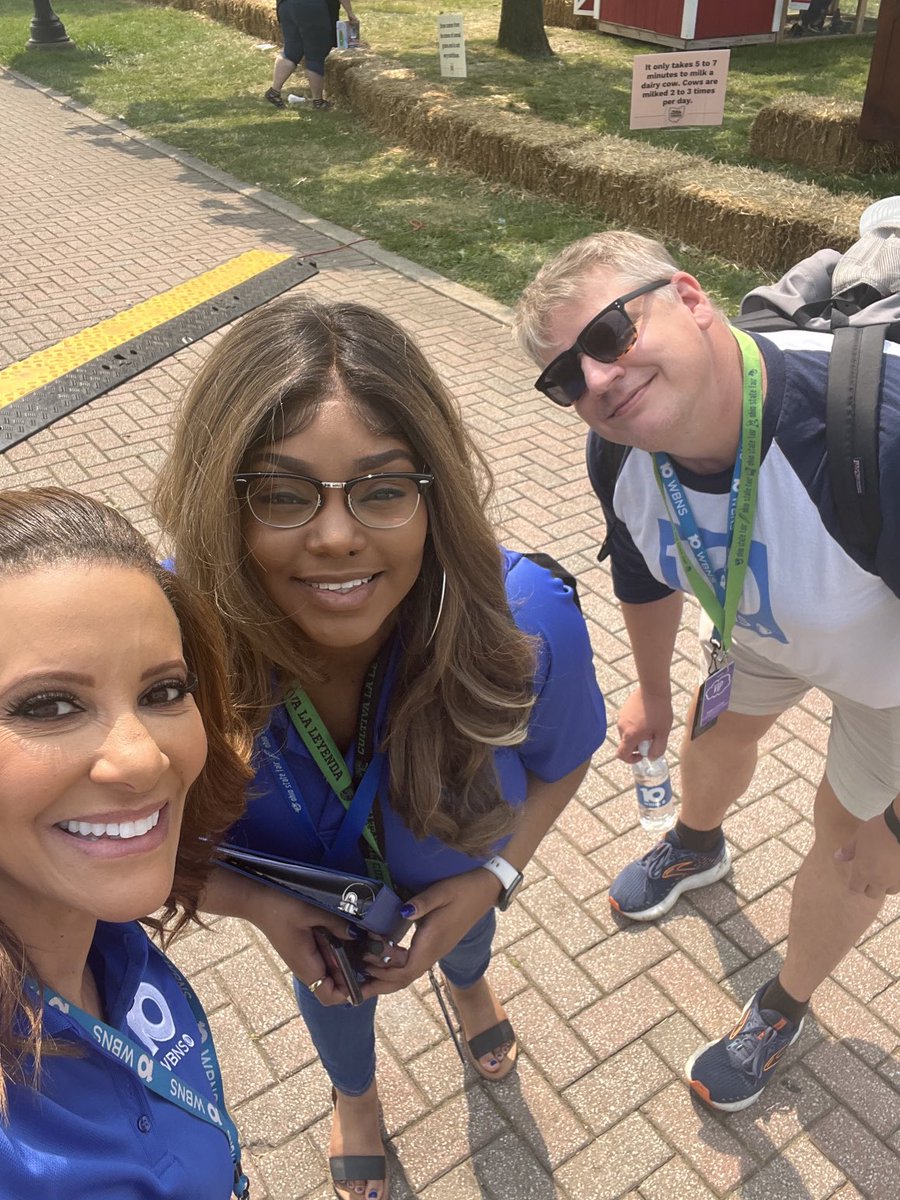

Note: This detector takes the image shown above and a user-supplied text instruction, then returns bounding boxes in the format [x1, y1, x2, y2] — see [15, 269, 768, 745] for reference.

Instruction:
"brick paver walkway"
[2, 67, 898, 1200]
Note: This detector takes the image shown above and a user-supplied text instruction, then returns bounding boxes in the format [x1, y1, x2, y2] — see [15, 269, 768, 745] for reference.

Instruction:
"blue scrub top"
[0, 922, 235, 1200]
[229, 549, 607, 894]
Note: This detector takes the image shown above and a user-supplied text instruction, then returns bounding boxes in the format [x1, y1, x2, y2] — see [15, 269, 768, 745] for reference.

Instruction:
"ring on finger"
[308, 977, 326, 994]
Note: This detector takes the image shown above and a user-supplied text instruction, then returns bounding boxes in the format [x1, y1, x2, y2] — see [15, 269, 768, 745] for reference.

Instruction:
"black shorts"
[278, 0, 332, 73]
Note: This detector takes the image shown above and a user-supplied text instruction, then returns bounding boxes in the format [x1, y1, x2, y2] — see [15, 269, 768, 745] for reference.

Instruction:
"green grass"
[1, 0, 893, 309]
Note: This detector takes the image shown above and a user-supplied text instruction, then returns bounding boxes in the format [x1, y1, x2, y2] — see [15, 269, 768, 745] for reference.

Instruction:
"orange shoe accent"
[609, 896, 621, 913]
[690, 1079, 713, 1105]
[728, 1007, 751, 1040]
[662, 861, 698, 879]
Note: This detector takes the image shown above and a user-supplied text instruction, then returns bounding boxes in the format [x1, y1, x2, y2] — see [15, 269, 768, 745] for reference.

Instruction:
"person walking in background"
[266, 0, 355, 111]
[515, 229, 900, 1112]
[154, 297, 606, 1200]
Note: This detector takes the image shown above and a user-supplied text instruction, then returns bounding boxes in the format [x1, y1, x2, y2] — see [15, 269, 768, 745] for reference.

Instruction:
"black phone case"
[313, 928, 366, 1006]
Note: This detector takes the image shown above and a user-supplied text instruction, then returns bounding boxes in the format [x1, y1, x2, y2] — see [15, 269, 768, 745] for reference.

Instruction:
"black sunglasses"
[534, 278, 672, 407]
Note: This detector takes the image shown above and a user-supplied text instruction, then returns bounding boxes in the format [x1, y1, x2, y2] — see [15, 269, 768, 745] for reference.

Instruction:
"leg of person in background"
[267, 0, 305, 108]
[265, 53, 297, 108]
[305, 63, 328, 107]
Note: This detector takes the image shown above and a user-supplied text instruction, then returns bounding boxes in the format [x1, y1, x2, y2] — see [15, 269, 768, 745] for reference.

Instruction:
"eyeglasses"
[535, 278, 672, 407]
[234, 472, 434, 530]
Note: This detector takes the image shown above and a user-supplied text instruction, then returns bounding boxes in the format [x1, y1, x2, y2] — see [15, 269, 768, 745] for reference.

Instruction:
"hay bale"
[654, 164, 864, 268]
[553, 137, 695, 233]
[543, 0, 597, 32]
[328, 52, 868, 272]
[143, 0, 280, 44]
[751, 93, 900, 174]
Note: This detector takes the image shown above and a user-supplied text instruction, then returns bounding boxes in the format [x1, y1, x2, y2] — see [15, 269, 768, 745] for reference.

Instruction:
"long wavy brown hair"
[154, 297, 537, 854]
[0, 487, 252, 1116]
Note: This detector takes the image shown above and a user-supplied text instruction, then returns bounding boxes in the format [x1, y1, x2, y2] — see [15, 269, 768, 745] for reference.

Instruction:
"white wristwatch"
[480, 855, 524, 911]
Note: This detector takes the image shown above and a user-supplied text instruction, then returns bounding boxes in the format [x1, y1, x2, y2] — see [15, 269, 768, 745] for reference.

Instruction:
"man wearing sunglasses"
[514, 230, 900, 1113]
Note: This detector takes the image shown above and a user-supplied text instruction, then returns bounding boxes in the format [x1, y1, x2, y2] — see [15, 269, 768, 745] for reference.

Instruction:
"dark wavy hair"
[0, 487, 252, 1116]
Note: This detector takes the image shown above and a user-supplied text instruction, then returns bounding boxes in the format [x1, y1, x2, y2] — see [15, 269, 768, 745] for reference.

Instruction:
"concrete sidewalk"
[1, 67, 898, 1200]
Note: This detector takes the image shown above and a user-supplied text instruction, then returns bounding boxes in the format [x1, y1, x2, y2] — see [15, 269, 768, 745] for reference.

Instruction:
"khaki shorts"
[697, 621, 900, 820]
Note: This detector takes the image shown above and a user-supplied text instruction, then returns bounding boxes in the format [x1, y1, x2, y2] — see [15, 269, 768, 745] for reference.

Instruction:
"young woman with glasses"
[154, 297, 606, 1200]
[0, 487, 254, 1199]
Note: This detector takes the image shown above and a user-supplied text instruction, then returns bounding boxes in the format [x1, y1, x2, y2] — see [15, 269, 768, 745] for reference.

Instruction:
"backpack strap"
[594, 440, 630, 563]
[826, 323, 885, 557]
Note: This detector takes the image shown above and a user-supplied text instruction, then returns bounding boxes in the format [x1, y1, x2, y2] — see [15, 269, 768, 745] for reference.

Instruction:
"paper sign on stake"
[438, 13, 467, 78]
[630, 49, 730, 130]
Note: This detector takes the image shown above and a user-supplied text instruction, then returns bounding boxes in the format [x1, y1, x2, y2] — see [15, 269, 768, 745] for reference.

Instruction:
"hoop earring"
[425, 567, 447, 648]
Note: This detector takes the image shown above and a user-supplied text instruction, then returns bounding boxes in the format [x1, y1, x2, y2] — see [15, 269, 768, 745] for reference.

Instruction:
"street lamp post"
[27, 0, 75, 50]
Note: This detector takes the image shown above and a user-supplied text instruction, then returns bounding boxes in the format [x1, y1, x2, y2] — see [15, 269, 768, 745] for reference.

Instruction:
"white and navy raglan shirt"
[587, 330, 900, 709]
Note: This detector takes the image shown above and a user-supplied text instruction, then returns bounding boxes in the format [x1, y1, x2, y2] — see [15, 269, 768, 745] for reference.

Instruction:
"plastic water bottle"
[633, 740, 676, 832]
[287, 94, 307, 107]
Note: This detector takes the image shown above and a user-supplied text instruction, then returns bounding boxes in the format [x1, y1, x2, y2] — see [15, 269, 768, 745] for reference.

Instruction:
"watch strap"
[482, 855, 521, 890]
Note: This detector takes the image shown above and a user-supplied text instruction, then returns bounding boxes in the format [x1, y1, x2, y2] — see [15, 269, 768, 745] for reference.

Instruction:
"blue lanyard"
[653, 441, 743, 606]
[40, 953, 249, 1199]
[257, 728, 328, 854]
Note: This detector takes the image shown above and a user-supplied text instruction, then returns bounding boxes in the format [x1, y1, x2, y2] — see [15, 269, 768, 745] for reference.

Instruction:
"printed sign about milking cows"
[630, 49, 731, 130]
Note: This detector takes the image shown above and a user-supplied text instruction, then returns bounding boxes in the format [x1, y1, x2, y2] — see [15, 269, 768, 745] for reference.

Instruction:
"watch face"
[498, 873, 524, 912]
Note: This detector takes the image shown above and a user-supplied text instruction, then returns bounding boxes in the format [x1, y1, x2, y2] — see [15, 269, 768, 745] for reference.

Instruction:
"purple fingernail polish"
[400, 903, 415, 918]
[346, 926, 360, 939]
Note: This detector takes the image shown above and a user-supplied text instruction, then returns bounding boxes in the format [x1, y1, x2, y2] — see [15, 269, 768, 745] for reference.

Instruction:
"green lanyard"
[283, 655, 393, 887]
[652, 327, 763, 654]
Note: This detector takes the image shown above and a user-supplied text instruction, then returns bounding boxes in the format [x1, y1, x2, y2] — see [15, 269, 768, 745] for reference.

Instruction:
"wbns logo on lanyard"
[41, 960, 251, 1200]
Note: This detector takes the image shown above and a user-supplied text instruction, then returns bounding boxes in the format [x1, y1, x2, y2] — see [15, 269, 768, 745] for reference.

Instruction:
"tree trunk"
[859, 0, 900, 143]
[497, 0, 554, 59]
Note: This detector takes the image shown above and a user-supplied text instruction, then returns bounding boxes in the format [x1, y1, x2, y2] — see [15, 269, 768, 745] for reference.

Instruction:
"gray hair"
[514, 231, 679, 363]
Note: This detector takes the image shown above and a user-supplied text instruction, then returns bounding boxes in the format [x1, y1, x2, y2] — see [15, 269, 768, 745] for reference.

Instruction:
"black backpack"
[597, 246, 899, 562]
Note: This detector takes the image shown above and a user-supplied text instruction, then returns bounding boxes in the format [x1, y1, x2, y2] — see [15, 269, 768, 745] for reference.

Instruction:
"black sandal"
[329, 1088, 389, 1200]
[264, 87, 286, 109]
[432, 971, 518, 1082]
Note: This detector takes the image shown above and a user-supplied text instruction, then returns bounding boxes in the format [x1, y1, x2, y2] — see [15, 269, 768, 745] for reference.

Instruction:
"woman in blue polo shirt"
[155, 298, 606, 1200]
[0, 487, 254, 1199]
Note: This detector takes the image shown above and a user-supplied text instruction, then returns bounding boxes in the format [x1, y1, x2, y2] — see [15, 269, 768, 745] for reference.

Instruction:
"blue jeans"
[293, 908, 496, 1094]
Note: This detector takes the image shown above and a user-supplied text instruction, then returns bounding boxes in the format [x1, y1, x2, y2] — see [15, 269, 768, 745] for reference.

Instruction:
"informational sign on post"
[573, 0, 600, 15]
[438, 13, 467, 78]
[630, 49, 731, 130]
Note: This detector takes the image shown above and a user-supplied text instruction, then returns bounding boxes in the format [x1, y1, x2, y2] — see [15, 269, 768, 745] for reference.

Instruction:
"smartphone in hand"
[312, 927, 366, 1006]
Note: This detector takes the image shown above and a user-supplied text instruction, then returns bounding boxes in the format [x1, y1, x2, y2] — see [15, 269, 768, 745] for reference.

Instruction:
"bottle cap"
[638, 739, 652, 756]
